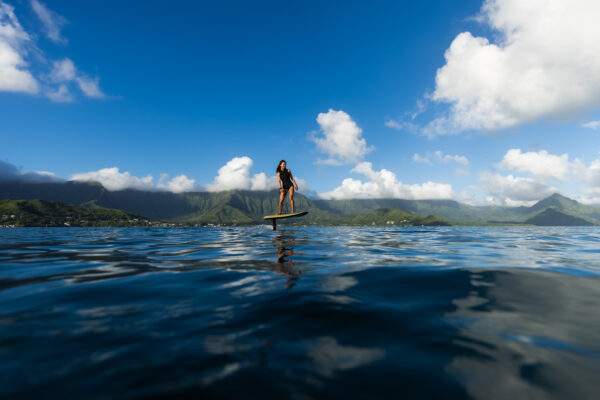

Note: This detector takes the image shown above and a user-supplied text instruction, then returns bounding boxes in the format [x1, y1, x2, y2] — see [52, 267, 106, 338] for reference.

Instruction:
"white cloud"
[0, 1, 38, 93]
[70, 168, 197, 192]
[205, 156, 253, 191]
[479, 172, 557, 205]
[497, 149, 573, 182]
[157, 174, 195, 193]
[249, 172, 276, 191]
[49, 58, 105, 100]
[428, 0, 600, 135]
[30, 0, 67, 44]
[75, 75, 104, 98]
[582, 121, 600, 130]
[413, 150, 469, 166]
[70, 167, 155, 191]
[0, 2, 105, 101]
[50, 57, 75, 81]
[412, 153, 431, 164]
[319, 161, 454, 200]
[586, 159, 600, 187]
[46, 83, 71, 102]
[385, 119, 418, 133]
[577, 188, 600, 205]
[205, 156, 281, 192]
[495, 148, 600, 187]
[312, 109, 372, 164]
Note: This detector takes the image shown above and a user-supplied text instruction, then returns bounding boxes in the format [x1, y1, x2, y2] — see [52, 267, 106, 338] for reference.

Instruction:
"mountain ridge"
[1, 180, 599, 226]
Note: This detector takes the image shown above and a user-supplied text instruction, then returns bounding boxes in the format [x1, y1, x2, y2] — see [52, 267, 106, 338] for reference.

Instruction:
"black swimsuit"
[280, 169, 293, 190]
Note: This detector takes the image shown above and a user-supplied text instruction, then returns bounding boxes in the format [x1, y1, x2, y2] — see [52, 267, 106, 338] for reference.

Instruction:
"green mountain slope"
[349, 208, 450, 226]
[0, 199, 150, 227]
[525, 208, 595, 226]
[1, 180, 599, 226]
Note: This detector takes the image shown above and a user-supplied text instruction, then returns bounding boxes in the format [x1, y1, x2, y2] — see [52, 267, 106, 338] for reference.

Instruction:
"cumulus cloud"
[319, 161, 454, 200]
[311, 109, 372, 165]
[477, 148, 600, 205]
[496, 148, 600, 186]
[204, 156, 278, 192]
[497, 149, 573, 182]
[30, 0, 67, 44]
[427, 0, 600, 135]
[413, 150, 469, 166]
[0, 159, 61, 182]
[157, 174, 195, 193]
[582, 121, 600, 130]
[0, 1, 38, 93]
[479, 172, 557, 205]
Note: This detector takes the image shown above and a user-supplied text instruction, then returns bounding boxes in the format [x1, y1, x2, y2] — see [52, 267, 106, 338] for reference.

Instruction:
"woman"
[276, 160, 299, 214]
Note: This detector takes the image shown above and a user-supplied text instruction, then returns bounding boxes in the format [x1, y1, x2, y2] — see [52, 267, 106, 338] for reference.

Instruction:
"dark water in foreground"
[1, 226, 600, 399]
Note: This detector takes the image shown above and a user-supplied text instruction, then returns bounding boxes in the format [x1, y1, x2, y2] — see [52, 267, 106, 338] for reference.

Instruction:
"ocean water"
[1, 226, 599, 399]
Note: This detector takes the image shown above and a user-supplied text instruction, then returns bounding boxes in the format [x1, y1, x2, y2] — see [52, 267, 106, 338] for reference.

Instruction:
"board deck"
[263, 211, 308, 220]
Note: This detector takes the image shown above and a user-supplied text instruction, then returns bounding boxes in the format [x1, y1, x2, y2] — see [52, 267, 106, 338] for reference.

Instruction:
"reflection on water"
[274, 230, 301, 289]
[0, 226, 599, 399]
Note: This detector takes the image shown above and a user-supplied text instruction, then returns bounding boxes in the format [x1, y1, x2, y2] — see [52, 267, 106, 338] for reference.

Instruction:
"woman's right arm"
[276, 172, 281, 191]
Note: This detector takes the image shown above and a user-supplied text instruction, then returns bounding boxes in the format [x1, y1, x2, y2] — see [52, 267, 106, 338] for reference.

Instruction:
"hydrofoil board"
[264, 211, 308, 230]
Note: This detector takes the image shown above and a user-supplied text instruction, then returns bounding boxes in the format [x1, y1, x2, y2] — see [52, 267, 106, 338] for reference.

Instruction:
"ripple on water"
[0, 226, 599, 399]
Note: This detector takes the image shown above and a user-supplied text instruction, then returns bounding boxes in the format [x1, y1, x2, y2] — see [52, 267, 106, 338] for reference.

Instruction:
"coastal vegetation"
[0, 199, 153, 227]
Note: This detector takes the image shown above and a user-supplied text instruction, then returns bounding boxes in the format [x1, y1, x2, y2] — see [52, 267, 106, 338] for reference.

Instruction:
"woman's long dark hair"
[276, 160, 286, 173]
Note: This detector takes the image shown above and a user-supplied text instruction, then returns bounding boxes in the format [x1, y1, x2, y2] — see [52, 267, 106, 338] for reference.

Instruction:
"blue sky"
[1, 0, 600, 205]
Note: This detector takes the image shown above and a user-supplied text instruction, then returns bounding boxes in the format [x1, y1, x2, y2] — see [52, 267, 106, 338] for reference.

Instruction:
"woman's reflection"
[274, 230, 301, 289]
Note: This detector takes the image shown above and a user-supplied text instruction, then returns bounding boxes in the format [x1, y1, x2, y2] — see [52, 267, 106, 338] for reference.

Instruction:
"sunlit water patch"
[1, 226, 599, 399]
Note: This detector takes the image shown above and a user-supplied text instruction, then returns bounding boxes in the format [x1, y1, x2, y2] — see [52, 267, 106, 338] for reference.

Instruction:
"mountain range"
[1, 180, 599, 226]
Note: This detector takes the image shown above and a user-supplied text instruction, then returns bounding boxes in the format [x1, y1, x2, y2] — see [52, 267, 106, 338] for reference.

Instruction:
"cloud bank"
[0, 160, 61, 182]
[69, 167, 195, 193]
[427, 0, 600, 135]
[319, 162, 454, 200]
[479, 172, 557, 206]
[475, 148, 600, 205]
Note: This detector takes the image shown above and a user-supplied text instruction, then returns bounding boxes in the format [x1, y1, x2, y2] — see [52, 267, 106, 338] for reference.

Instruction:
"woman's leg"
[288, 186, 295, 213]
[279, 189, 287, 214]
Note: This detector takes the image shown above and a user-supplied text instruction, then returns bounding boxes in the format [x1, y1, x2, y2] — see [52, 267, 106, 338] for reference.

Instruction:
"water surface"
[1, 226, 599, 399]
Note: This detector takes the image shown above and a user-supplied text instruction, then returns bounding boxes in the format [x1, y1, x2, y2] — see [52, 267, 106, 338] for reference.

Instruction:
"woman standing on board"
[276, 160, 299, 214]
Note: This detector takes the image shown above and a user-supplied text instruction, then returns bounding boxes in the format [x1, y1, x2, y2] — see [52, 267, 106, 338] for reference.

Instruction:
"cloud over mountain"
[319, 162, 454, 200]
[0, 160, 61, 182]
[69, 167, 195, 193]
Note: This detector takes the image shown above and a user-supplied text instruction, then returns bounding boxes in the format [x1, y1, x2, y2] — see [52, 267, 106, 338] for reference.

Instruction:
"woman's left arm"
[290, 170, 299, 191]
